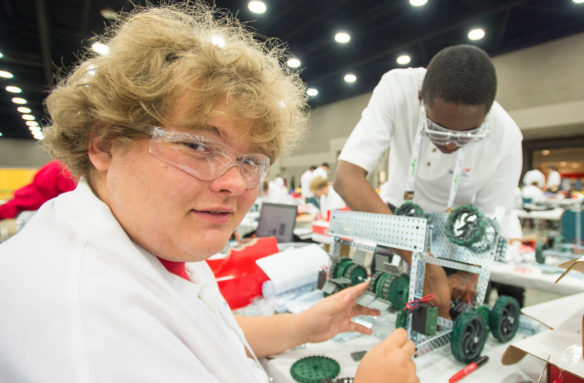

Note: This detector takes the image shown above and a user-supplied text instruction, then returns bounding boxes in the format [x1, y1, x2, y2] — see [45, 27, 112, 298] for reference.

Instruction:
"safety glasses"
[420, 105, 490, 146]
[148, 127, 270, 189]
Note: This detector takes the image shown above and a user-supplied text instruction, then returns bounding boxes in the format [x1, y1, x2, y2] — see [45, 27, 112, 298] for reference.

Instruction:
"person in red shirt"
[0, 160, 76, 220]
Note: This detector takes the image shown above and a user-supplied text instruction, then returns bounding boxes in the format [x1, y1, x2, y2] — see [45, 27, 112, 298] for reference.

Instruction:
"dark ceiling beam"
[494, 10, 511, 52]
[0, 56, 44, 68]
[307, 0, 532, 85]
[292, 1, 403, 57]
[1, 0, 15, 18]
[34, 0, 53, 84]
[79, 0, 92, 39]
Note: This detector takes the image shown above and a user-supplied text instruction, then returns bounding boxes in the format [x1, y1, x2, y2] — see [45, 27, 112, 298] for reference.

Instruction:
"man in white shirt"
[335, 45, 523, 317]
[546, 167, 561, 193]
[313, 162, 330, 180]
[300, 165, 317, 198]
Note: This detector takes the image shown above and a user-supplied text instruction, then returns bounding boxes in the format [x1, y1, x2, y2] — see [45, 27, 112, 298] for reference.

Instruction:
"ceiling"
[1, 0, 583, 141]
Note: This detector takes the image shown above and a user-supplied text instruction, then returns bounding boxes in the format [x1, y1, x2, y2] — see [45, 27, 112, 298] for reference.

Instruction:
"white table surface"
[489, 260, 584, 295]
[264, 315, 546, 383]
[514, 208, 564, 221]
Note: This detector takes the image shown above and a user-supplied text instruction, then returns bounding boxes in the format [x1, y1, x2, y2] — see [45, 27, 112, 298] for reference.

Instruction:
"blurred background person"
[310, 175, 346, 219]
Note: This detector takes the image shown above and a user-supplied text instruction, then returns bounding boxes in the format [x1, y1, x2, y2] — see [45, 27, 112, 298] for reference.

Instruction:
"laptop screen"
[255, 202, 298, 243]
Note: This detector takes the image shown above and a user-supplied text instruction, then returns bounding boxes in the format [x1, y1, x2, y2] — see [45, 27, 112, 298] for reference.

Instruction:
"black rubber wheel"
[490, 296, 520, 342]
[451, 311, 488, 363]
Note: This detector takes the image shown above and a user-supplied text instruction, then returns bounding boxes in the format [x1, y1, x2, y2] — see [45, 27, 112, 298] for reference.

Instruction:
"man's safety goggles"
[420, 105, 490, 146]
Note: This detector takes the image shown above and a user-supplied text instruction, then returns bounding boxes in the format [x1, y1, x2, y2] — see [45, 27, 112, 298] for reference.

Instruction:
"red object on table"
[206, 236, 279, 309]
[549, 364, 584, 383]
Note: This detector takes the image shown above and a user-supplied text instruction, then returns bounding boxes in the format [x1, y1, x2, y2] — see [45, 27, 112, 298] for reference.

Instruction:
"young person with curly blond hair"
[0, 3, 417, 382]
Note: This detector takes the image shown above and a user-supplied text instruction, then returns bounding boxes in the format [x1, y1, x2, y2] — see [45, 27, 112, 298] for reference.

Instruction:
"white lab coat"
[0, 181, 268, 382]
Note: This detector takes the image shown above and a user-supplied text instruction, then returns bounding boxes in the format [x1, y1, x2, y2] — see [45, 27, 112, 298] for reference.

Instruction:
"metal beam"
[34, 0, 52, 84]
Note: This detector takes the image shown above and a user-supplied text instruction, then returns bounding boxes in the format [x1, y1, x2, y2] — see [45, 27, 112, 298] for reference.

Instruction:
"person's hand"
[421, 262, 451, 318]
[299, 281, 381, 343]
[448, 271, 478, 304]
[354, 328, 419, 383]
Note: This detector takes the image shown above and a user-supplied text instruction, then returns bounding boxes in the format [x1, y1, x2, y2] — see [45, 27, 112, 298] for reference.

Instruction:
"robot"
[319, 203, 520, 363]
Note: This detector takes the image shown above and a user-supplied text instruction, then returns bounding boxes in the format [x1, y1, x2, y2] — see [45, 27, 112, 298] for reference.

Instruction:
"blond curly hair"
[43, 2, 308, 181]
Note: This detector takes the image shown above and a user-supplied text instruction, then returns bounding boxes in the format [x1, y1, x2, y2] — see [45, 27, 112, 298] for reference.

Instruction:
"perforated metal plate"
[414, 330, 452, 357]
[329, 210, 428, 252]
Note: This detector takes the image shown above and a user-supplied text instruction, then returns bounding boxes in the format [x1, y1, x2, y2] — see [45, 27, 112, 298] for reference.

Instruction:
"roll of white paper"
[256, 244, 329, 297]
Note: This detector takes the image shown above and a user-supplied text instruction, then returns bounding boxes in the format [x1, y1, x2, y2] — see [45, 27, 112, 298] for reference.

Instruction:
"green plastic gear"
[451, 311, 488, 363]
[368, 271, 386, 294]
[343, 263, 367, 286]
[388, 275, 410, 310]
[330, 258, 353, 279]
[535, 242, 548, 264]
[395, 201, 425, 217]
[376, 272, 396, 301]
[445, 205, 487, 247]
[290, 355, 340, 383]
[474, 305, 491, 331]
[469, 218, 498, 253]
[396, 310, 408, 329]
[489, 295, 520, 342]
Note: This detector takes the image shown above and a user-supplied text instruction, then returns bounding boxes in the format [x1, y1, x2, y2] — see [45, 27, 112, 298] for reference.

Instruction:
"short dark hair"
[421, 45, 497, 111]
[309, 165, 317, 171]
[321, 162, 330, 168]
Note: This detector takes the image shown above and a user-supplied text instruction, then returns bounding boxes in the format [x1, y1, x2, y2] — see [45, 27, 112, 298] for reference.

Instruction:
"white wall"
[0, 139, 52, 167]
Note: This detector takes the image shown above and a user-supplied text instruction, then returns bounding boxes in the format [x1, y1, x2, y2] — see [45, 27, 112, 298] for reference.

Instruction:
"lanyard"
[404, 104, 466, 212]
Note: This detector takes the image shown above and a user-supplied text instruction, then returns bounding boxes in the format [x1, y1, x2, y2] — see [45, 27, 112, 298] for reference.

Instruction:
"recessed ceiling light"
[0, 70, 14, 78]
[248, 1, 267, 14]
[335, 32, 350, 44]
[91, 42, 110, 56]
[211, 35, 226, 48]
[22, 114, 35, 120]
[11, 97, 27, 104]
[307, 88, 318, 97]
[26, 120, 39, 127]
[29, 125, 41, 132]
[573, 0, 584, 4]
[0, 132, 3, 137]
[410, 0, 428, 6]
[560, 161, 567, 166]
[287, 57, 301, 68]
[6, 85, 22, 93]
[468, 28, 485, 41]
[542, 150, 550, 155]
[397, 55, 411, 65]
[17, 107, 31, 113]
[100, 8, 119, 20]
[344, 73, 357, 83]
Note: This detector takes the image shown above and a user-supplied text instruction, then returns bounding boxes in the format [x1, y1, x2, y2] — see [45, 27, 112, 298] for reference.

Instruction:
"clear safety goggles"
[148, 127, 270, 189]
[420, 105, 490, 146]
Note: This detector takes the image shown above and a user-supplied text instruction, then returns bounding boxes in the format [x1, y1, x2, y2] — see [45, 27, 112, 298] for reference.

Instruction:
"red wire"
[404, 294, 435, 311]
